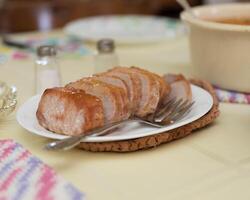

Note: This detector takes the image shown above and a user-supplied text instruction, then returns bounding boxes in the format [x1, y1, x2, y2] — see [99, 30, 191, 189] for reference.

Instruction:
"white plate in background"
[64, 15, 185, 44]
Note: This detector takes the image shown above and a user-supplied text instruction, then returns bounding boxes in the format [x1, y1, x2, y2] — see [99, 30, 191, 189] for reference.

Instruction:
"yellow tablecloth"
[0, 31, 250, 200]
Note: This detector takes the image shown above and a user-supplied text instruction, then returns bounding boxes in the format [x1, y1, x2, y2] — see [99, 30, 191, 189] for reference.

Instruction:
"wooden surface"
[0, 0, 202, 32]
[0, 31, 250, 200]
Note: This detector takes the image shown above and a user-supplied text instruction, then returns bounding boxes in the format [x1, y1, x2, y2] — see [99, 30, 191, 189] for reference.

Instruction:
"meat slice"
[129, 67, 161, 117]
[66, 77, 129, 123]
[93, 74, 132, 115]
[105, 67, 142, 113]
[89, 77, 131, 120]
[163, 74, 192, 102]
[94, 74, 128, 93]
[164, 74, 180, 84]
[130, 67, 171, 102]
[36, 87, 104, 136]
[164, 74, 190, 85]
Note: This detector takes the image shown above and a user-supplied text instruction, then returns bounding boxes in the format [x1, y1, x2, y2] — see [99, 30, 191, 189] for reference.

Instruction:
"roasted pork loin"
[36, 67, 191, 136]
[36, 87, 104, 136]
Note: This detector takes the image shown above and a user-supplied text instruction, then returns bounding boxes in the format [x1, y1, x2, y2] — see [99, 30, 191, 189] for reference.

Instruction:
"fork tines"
[154, 98, 194, 124]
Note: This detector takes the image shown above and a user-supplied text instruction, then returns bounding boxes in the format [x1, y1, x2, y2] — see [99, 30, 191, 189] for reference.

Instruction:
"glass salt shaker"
[94, 39, 119, 73]
[35, 45, 61, 94]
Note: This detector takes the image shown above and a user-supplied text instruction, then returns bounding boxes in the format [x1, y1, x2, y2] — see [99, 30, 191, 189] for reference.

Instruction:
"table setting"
[0, 1, 250, 199]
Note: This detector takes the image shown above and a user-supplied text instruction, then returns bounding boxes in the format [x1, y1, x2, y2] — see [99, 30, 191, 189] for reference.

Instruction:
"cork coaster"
[78, 79, 220, 152]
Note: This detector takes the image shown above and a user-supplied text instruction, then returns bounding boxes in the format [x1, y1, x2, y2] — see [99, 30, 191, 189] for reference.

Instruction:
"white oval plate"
[64, 15, 185, 44]
[16, 85, 213, 143]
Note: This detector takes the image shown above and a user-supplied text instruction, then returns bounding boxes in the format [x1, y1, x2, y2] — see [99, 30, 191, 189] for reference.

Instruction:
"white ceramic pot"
[181, 3, 250, 93]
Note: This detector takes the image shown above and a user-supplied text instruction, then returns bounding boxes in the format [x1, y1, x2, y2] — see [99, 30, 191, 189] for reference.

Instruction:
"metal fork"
[44, 98, 194, 151]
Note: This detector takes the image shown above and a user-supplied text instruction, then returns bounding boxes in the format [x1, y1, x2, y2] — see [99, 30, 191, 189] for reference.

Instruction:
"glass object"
[35, 45, 61, 94]
[94, 39, 119, 73]
[0, 81, 17, 119]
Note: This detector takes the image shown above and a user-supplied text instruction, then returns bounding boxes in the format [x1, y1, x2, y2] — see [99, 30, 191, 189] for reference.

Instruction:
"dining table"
[0, 30, 250, 200]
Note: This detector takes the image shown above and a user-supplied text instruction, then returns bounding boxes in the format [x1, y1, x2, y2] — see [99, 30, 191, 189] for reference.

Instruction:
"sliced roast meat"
[36, 67, 192, 137]
[105, 67, 142, 113]
[164, 74, 192, 102]
[66, 77, 129, 123]
[94, 73, 128, 93]
[164, 74, 186, 84]
[93, 74, 131, 115]
[129, 67, 161, 117]
[36, 87, 104, 136]
[131, 67, 171, 103]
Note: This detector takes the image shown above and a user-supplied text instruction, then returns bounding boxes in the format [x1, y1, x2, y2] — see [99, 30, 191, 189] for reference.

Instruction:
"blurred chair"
[0, 0, 202, 33]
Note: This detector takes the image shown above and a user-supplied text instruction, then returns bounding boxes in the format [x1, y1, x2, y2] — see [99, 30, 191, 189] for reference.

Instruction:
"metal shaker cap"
[37, 45, 57, 57]
[97, 39, 115, 53]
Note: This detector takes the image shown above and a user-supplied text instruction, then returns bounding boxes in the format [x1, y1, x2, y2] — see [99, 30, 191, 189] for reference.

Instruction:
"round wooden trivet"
[78, 79, 220, 152]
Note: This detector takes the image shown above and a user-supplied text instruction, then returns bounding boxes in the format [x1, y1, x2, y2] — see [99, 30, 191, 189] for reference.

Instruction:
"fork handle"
[44, 117, 164, 151]
[44, 119, 130, 151]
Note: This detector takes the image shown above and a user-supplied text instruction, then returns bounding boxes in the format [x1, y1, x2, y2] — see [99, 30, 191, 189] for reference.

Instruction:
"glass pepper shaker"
[94, 39, 119, 73]
[35, 45, 61, 94]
